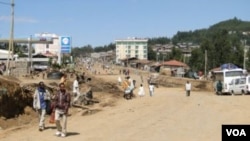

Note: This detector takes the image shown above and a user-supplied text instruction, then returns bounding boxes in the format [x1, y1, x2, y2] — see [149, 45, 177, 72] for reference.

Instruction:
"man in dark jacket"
[54, 83, 71, 137]
[216, 80, 223, 95]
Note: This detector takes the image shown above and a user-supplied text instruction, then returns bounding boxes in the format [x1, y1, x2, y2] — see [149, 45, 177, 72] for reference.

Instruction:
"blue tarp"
[220, 63, 239, 70]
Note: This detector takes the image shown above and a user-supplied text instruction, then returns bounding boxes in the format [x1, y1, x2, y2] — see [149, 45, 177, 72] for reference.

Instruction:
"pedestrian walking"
[140, 74, 144, 83]
[122, 76, 132, 99]
[185, 81, 192, 96]
[138, 84, 145, 97]
[216, 80, 223, 95]
[72, 76, 80, 104]
[149, 83, 154, 97]
[60, 73, 67, 85]
[118, 76, 122, 86]
[54, 83, 71, 137]
[128, 76, 135, 96]
[33, 81, 51, 131]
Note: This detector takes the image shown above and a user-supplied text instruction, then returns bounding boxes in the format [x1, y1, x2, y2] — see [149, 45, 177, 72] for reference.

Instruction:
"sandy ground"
[1, 66, 250, 141]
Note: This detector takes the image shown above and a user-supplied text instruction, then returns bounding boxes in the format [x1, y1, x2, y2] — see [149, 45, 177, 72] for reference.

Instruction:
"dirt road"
[1, 84, 250, 141]
[1, 64, 250, 141]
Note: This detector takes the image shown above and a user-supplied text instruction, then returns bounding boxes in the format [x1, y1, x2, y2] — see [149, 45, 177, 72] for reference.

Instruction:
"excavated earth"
[0, 74, 123, 130]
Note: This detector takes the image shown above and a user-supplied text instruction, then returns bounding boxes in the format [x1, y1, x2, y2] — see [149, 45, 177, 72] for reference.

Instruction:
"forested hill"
[170, 17, 250, 45]
[209, 17, 250, 31]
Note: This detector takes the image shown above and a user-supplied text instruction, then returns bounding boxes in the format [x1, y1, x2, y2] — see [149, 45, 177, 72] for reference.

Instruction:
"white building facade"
[34, 33, 60, 55]
[115, 38, 148, 63]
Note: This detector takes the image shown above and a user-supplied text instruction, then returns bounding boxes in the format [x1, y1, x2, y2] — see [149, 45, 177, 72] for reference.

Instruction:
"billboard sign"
[60, 36, 72, 53]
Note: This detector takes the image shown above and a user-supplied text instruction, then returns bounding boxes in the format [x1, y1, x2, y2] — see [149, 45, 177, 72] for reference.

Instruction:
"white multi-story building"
[115, 38, 148, 63]
[34, 33, 60, 55]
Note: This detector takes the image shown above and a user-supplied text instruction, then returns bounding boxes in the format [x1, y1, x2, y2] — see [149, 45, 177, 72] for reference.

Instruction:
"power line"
[0, 1, 11, 5]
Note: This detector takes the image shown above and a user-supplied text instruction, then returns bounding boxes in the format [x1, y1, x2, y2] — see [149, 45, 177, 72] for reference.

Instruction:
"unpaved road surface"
[1, 85, 250, 141]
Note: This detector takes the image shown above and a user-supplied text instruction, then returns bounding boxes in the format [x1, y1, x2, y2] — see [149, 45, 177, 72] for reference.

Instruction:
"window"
[225, 71, 243, 77]
[235, 79, 240, 85]
[135, 46, 138, 49]
[46, 44, 49, 49]
[128, 46, 131, 49]
[135, 50, 138, 54]
[144, 46, 147, 49]
[240, 78, 246, 84]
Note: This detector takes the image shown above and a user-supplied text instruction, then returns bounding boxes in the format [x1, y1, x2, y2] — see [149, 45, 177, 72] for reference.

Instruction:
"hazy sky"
[0, 0, 249, 47]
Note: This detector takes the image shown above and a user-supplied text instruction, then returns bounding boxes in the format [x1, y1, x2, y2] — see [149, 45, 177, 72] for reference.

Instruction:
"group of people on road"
[119, 75, 155, 99]
[33, 73, 71, 138]
[32, 64, 195, 138]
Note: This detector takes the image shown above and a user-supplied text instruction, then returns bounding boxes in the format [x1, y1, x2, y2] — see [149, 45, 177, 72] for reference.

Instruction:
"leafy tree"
[148, 37, 171, 45]
[246, 48, 250, 70]
[168, 46, 183, 61]
[189, 48, 204, 71]
[147, 46, 156, 60]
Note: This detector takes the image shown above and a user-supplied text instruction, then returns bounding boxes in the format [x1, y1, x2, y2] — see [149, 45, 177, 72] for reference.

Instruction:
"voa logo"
[226, 129, 246, 136]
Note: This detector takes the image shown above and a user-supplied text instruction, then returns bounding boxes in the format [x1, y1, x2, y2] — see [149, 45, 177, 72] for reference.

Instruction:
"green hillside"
[171, 17, 250, 45]
[209, 17, 250, 31]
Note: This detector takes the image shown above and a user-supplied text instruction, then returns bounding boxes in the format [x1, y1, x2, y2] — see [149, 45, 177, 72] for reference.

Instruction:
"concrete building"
[115, 37, 148, 63]
[34, 33, 60, 55]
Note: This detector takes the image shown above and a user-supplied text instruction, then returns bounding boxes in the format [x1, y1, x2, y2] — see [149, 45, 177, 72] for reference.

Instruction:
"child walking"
[138, 84, 145, 97]
[149, 83, 154, 97]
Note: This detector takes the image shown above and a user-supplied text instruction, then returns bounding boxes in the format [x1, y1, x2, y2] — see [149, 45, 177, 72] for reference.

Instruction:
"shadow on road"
[66, 132, 80, 136]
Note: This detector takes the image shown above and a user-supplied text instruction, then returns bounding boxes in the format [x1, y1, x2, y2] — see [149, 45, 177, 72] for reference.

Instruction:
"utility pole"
[205, 50, 207, 79]
[6, 0, 15, 75]
[28, 35, 32, 75]
[243, 40, 247, 70]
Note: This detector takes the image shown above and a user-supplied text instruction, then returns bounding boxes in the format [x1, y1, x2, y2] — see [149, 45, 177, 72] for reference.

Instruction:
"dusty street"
[1, 66, 250, 141]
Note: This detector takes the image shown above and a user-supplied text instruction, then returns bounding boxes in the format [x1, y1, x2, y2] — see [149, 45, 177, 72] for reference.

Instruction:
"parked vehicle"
[228, 77, 247, 95]
[245, 75, 250, 94]
[47, 71, 64, 79]
[212, 68, 247, 94]
[33, 63, 48, 71]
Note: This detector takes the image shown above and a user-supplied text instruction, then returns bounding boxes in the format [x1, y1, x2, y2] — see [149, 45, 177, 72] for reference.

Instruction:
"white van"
[212, 68, 246, 94]
[245, 75, 250, 94]
[228, 77, 247, 95]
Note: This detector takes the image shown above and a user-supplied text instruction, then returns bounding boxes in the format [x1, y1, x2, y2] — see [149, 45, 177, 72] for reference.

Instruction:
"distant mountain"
[209, 17, 250, 31]
[170, 17, 250, 45]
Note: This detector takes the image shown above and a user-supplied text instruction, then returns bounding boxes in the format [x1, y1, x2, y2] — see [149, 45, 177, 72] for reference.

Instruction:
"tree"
[147, 46, 156, 60]
[189, 48, 204, 71]
[168, 46, 183, 61]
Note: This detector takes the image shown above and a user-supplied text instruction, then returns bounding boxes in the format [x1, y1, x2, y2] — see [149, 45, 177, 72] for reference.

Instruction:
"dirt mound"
[0, 76, 26, 118]
[155, 75, 214, 91]
[88, 78, 122, 97]
[0, 74, 123, 130]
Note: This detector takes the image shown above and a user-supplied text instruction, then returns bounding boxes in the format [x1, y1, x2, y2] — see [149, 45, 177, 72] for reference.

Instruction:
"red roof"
[161, 60, 188, 67]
